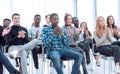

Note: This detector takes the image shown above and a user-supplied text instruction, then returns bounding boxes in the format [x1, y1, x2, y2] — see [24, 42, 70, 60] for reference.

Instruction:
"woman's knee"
[113, 45, 120, 51]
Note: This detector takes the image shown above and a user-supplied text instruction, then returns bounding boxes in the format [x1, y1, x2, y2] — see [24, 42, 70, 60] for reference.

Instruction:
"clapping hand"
[2, 27, 11, 37]
[35, 31, 39, 38]
[18, 30, 26, 38]
[76, 27, 82, 34]
[54, 26, 64, 36]
[105, 28, 109, 35]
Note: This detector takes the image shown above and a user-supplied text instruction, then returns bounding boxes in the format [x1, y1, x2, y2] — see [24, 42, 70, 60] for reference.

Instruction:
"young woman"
[63, 13, 88, 74]
[107, 15, 120, 41]
[77, 22, 92, 65]
[107, 15, 120, 46]
[94, 16, 120, 73]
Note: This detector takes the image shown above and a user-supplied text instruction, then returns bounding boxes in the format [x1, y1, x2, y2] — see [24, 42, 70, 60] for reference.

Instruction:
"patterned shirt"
[42, 26, 70, 52]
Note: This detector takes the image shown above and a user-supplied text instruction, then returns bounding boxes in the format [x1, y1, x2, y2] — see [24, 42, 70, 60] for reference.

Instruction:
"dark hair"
[107, 15, 115, 28]
[80, 22, 92, 38]
[45, 14, 50, 19]
[12, 13, 20, 19]
[80, 22, 87, 28]
[72, 17, 78, 23]
[3, 18, 11, 22]
[50, 13, 58, 21]
[64, 13, 72, 24]
[34, 14, 41, 18]
[72, 17, 78, 20]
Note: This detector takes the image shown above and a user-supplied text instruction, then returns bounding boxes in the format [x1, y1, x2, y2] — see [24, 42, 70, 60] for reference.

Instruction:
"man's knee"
[75, 52, 83, 61]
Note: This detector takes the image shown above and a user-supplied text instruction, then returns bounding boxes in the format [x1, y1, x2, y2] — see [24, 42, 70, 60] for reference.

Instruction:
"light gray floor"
[3, 50, 116, 74]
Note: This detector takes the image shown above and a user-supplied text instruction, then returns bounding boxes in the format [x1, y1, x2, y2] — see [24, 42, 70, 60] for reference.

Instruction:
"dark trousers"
[68, 45, 88, 74]
[0, 48, 16, 74]
[78, 38, 92, 64]
[98, 45, 120, 63]
[112, 41, 120, 46]
[32, 44, 42, 69]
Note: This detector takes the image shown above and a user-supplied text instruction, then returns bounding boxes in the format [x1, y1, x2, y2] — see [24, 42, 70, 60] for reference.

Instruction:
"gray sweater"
[94, 31, 113, 47]
[63, 26, 79, 45]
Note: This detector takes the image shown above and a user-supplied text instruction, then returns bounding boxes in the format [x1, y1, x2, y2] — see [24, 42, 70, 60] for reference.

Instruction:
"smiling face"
[64, 13, 72, 26]
[34, 15, 41, 27]
[12, 14, 20, 26]
[80, 22, 87, 30]
[72, 17, 79, 28]
[50, 13, 59, 27]
[107, 16, 115, 28]
[3, 20, 11, 28]
[96, 16, 106, 30]
[66, 15, 72, 25]
[108, 16, 114, 25]
[45, 15, 50, 24]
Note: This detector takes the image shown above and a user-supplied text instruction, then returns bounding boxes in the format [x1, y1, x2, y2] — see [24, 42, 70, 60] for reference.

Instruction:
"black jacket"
[5, 25, 29, 46]
[0, 26, 4, 48]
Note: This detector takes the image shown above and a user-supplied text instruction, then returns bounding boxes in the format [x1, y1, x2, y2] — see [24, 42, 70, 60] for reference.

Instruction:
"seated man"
[28, 14, 43, 69]
[5, 13, 39, 74]
[42, 13, 83, 74]
[0, 25, 20, 74]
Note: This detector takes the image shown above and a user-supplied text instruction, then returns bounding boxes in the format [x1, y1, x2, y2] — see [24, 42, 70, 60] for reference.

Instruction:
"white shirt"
[28, 26, 43, 44]
[76, 30, 85, 43]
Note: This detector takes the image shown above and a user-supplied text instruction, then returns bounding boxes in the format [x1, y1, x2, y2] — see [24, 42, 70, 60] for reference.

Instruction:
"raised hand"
[105, 28, 110, 35]
[35, 30, 39, 38]
[18, 30, 26, 38]
[54, 26, 64, 36]
[2, 28, 11, 37]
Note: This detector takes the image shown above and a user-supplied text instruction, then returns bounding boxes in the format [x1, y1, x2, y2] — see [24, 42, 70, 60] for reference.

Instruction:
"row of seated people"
[1, 12, 120, 74]
[93, 16, 120, 73]
[1, 13, 92, 74]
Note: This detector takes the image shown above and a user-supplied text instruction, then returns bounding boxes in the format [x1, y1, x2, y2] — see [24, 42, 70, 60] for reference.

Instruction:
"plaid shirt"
[42, 26, 70, 52]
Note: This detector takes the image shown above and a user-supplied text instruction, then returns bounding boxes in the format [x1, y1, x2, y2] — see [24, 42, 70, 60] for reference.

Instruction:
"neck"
[52, 24, 57, 28]
[13, 24, 19, 26]
[110, 25, 112, 28]
[47, 22, 50, 25]
[35, 24, 39, 27]
[65, 24, 71, 26]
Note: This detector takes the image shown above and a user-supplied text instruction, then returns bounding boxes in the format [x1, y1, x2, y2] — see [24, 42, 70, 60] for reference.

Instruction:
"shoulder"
[20, 26, 27, 31]
[0, 25, 3, 28]
[0, 25, 3, 30]
[93, 31, 96, 34]
[61, 27, 67, 34]
[42, 26, 52, 31]
[71, 26, 76, 30]
[0, 25, 3, 33]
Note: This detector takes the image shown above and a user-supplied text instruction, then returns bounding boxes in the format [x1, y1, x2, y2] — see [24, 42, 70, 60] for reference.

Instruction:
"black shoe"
[16, 64, 19, 67]
[96, 61, 100, 67]
[86, 60, 90, 65]
[35, 65, 39, 69]
[12, 70, 21, 74]
[83, 70, 88, 74]
[50, 61, 53, 67]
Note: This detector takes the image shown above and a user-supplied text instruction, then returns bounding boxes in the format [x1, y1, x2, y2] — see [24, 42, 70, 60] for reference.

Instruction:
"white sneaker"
[9, 50, 18, 59]
[96, 61, 100, 67]
[114, 66, 120, 73]
[87, 64, 94, 71]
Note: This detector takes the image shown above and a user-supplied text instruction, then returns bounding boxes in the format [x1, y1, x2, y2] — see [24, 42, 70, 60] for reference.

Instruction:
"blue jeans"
[0, 49, 16, 74]
[48, 48, 83, 74]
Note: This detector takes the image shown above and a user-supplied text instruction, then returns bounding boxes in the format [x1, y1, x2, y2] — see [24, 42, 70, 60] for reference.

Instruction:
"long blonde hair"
[95, 16, 106, 38]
